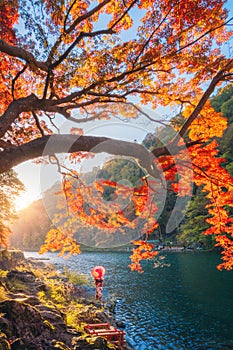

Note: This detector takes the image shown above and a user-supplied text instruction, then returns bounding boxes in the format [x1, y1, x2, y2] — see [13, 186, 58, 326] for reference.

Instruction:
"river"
[24, 251, 233, 350]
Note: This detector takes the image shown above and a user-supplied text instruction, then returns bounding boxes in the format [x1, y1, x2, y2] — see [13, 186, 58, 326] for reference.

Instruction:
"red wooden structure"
[84, 322, 126, 349]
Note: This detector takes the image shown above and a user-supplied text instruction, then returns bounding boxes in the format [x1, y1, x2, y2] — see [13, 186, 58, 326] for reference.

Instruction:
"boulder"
[93, 337, 109, 349]
[9, 293, 41, 306]
[7, 270, 36, 283]
[0, 317, 12, 337]
[0, 299, 46, 339]
[73, 337, 94, 350]
[5, 270, 46, 294]
[39, 310, 67, 330]
[0, 299, 75, 349]
[73, 336, 115, 350]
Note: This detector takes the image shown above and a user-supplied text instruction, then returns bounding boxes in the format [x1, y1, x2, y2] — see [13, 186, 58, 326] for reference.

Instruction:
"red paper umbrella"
[91, 266, 106, 279]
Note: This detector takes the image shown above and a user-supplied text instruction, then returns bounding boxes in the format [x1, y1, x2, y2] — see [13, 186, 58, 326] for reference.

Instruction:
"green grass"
[63, 268, 91, 286]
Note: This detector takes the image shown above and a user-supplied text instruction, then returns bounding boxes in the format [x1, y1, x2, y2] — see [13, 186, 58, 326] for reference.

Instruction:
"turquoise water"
[25, 251, 233, 350]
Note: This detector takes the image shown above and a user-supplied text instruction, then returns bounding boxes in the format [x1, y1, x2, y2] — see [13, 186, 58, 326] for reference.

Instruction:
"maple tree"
[1, 0, 233, 271]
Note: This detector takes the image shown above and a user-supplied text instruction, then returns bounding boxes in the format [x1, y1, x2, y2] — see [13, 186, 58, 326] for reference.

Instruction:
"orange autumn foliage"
[0, 1, 18, 114]
[129, 240, 159, 273]
[39, 228, 81, 258]
[0, 0, 233, 271]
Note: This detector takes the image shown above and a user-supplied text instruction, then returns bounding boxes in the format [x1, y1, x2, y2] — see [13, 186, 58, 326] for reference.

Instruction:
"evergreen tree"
[177, 188, 214, 249]
[211, 85, 233, 123]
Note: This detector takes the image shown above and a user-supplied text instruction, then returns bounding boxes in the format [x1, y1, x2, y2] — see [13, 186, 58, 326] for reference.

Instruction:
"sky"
[13, 0, 233, 211]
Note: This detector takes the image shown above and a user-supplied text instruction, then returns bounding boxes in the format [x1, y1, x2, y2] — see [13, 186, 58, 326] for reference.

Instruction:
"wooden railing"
[84, 323, 126, 349]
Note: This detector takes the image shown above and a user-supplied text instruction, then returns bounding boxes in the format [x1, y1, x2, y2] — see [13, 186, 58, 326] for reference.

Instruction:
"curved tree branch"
[0, 135, 157, 175]
[65, 0, 111, 34]
[0, 56, 231, 165]
[12, 64, 28, 100]
[48, 0, 111, 62]
[0, 134, 202, 175]
[109, 0, 138, 30]
[51, 28, 115, 69]
[0, 94, 39, 138]
[32, 111, 45, 136]
[0, 40, 49, 72]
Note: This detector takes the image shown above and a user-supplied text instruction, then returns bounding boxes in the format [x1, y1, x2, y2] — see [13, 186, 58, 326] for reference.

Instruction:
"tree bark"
[0, 134, 166, 176]
[0, 39, 49, 72]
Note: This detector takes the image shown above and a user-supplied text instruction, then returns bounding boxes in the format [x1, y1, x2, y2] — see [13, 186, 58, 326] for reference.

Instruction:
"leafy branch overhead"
[0, 0, 233, 270]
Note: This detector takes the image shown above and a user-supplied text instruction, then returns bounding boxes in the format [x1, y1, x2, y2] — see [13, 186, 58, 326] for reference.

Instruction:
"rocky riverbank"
[0, 250, 133, 350]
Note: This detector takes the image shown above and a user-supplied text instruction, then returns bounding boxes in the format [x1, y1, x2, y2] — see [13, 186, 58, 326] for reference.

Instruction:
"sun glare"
[14, 192, 40, 212]
[14, 161, 42, 212]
